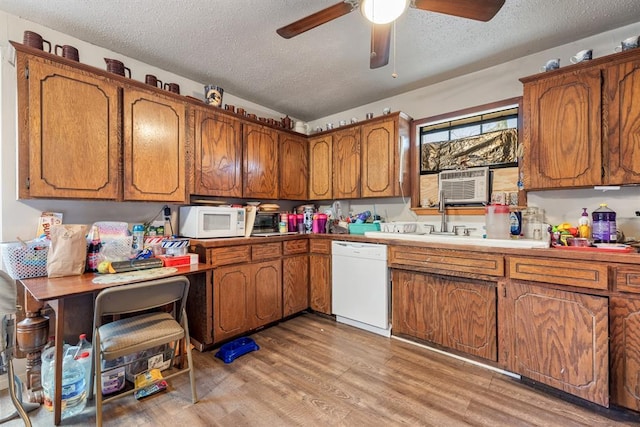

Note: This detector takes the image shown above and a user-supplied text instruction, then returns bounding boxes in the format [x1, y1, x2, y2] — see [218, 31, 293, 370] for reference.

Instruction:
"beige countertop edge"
[188, 234, 640, 264]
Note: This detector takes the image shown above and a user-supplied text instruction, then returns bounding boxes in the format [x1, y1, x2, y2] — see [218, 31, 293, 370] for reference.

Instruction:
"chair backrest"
[0, 270, 17, 316]
[93, 276, 190, 329]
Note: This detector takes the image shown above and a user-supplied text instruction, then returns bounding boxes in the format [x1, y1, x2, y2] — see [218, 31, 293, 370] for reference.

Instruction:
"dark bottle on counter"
[86, 225, 102, 272]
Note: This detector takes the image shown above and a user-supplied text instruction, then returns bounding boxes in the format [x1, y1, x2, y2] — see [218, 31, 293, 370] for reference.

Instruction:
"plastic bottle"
[74, 334, 93, 390]
[60, 348, 87, 419]
[592, 203, 617, 243]
[578, 208, 591, 239]
[485, 204, 511, 239]
[131, 224, 145, 253]
[41, 346, 56, 412]
[86, 225, 102, 272]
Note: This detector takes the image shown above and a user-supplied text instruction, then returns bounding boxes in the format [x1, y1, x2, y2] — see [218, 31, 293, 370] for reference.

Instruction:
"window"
[419, 105, 518, 174]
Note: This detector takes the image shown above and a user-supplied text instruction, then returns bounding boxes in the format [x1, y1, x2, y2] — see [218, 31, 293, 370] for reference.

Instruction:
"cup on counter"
[145, 74, 163, 88]
[104, 58, 131, 77]
[540, 58, 560, 72]
[23, 30, 51, 52]
[570, 49, 592, 64]
[54, 44, 79, 61]
[615, 36, 640, 52]
[164, 82, 180, 94]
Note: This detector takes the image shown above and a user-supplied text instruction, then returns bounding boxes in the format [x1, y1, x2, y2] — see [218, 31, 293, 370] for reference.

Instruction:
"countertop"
[188, 233, 640, 265]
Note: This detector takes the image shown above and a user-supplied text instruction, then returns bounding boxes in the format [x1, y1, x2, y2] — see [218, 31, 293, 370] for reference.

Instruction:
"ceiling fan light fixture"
[361, 0, 409, 25]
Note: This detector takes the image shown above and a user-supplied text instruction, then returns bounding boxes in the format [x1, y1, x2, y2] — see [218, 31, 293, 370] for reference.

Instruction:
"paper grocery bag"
[47, 224, 87, 277]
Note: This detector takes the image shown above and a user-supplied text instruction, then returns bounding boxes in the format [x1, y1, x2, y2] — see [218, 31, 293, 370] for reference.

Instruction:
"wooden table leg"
[48, 299, 64, 425]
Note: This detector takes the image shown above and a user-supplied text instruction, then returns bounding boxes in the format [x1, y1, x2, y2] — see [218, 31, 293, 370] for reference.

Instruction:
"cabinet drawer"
[309, 239, 331, 254]
[283, 239, 309, 255]
[209, 245, 251, 267]
[389, 246, 504, 277]
[508, 256, 608, 290]
[252, 242, 282, 261]
[613, 265, 640, 293]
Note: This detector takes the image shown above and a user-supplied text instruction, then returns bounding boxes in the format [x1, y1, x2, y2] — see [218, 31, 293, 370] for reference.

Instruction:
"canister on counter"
[279, 213, 288, 233]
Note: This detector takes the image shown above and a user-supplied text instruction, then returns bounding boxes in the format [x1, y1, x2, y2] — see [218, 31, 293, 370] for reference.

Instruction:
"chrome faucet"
[439, 190, 447, 233]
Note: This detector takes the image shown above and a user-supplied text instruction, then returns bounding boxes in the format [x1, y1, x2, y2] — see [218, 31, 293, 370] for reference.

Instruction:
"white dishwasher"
[331, 241, 390, 337]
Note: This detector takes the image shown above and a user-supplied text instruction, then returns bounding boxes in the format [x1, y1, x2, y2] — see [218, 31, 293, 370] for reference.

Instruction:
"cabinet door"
[243, 123, 279, 199]
[279, 132, 308, 200]
[193, 108, 242, 197]
[607, 59, 640, 185]
[309, 254, 331, 314]
[361, 118, 396, 197]
[251, 260, 282, 328]
[500, 281, 609, 406]
[283, 254, 309, 317]
[392, 270, 439, 342]
[308, 134, 333, 200]
[610, 296, 640, 411]
[214, 264, 251, 343]
[522, 69, 602, 189]
[25, 57, 120, 199]
[392, 270, 497, 361]
[332, 127, 361, 199]
[123, 87, 187, 202]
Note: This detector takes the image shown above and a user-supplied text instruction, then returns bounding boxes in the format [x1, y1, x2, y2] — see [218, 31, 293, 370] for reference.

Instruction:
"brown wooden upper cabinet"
[521, 49, 640, 190]
[279, 132, 308, 200]
[192, 107, 243, 197]
[18, 50, 121, 200]
[332, 126, 361, 199]
[242, 123, 279, 199]
[361, 116, 410, 198]
[308, 134, 333, 200]
[15, 43, 189, 203]
[314, 113, 410, 200]
[122, 86, 187, 202]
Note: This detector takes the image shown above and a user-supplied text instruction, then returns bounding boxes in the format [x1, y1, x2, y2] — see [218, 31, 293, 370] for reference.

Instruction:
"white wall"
[309, 20, 640, 239]
[0, 11, 288, 247]
[2, 12, 640, 242]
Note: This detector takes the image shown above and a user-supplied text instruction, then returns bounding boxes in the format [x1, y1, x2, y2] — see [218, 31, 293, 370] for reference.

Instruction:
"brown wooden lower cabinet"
[499, 281, 609, 407]
[213, 262, 252, 343]
[309, 240, 331, 315]
[392, 269, 497, 361]
[283, 254, 309, 317]
[610, 296, 640, 411]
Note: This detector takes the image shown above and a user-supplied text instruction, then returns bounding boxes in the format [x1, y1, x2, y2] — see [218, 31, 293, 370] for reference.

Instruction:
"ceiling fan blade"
[276, 1, 356, 38]
[412, 0, 505, 22]
[370, 23, 391, 69]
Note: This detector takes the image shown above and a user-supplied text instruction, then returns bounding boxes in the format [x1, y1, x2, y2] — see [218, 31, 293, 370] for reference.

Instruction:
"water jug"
[485, 204, 510, 239]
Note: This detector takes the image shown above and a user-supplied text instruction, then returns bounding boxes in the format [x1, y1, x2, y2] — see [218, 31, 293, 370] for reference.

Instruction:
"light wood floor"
[2, 313, 639, 426]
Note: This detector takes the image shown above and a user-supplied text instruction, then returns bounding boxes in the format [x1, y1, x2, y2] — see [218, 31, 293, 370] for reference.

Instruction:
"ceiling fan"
[277, 0, 505, 69]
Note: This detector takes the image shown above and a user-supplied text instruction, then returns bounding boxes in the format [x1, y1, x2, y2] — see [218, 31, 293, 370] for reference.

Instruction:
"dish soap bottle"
[578, 208, 591, 239]
[592, 203, 616, 243]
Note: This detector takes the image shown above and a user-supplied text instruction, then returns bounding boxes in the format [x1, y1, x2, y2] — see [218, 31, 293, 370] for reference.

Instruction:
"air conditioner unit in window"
[438, 166, 489, 205]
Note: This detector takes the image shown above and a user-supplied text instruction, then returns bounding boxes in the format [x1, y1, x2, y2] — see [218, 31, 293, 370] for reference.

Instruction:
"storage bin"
[348, 223, 381, 235]
[1, 240, 49, 279]
[379, 222, 418, 233]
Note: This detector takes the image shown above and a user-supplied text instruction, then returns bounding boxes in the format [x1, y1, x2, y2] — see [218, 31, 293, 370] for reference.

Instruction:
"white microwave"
[179, 206, 246, 238]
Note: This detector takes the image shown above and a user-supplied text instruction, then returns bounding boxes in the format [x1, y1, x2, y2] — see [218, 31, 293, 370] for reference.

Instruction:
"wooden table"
[19, 263, 211, 425]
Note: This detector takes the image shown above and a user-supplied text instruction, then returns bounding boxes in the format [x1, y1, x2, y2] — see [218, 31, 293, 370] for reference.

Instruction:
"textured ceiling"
[2, 0, 640, 121]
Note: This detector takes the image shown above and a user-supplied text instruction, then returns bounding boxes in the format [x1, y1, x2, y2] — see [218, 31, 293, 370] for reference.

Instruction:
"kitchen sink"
[363, 231, 550, 249]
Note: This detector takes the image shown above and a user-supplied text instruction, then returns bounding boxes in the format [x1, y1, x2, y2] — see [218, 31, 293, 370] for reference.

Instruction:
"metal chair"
[89, 276, 197, 427]
[0, 270, 39, 426]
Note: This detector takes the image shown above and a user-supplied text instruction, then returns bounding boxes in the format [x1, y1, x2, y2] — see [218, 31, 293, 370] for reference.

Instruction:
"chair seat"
[98, 312, 184, 361]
